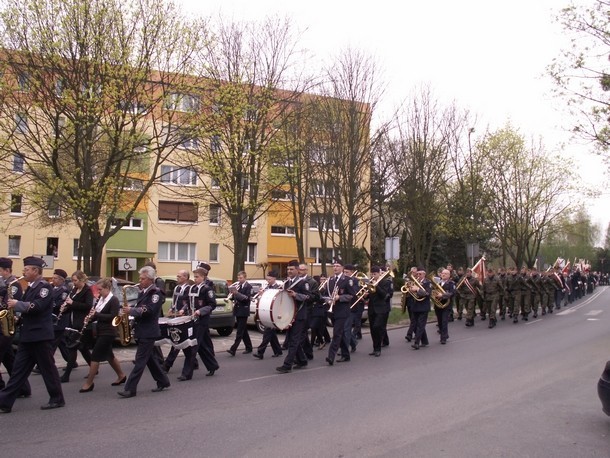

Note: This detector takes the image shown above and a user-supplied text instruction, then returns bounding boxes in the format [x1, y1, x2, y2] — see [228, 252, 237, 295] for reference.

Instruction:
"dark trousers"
[412, 311, 429, 346]
[165, 346, 199, 372]
[51, 330, 71, 366]
[0, 335, 31, 395]
[230, 316, 252, 352]
[342, 312, 358, 356]
[124, 338, 170, 393]
[327, 316, 348, 362]
[281, 318, 308, 368]
[406, 304, 416, 339]
[435, 306, 450, 342]
[257, 327, 282, 356]
[195, 321, 219, 373]
[0, 340, 63, 410]
[370, 311, 389, 352]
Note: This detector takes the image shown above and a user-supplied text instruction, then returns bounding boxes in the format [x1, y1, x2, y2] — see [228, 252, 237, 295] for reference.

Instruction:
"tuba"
[428, 274, 449, 309]
[112, 285, 132, 346]
[0, 276, 24, 336]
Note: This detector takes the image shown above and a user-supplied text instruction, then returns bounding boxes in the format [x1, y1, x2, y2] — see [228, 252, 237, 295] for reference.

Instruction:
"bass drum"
[256, 289, 296, 331]
[155, 317, 171, 347]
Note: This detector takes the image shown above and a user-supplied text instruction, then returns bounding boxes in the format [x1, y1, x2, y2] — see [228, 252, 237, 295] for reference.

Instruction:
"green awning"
[105, 249, 157, 258]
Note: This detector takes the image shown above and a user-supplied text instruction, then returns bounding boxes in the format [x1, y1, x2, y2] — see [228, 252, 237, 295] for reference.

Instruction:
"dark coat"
[129, 285, 165, 339]
[13, 277, 54, 342]
[231, 281, 252, 318]
[67, 284, 94, 330]
[93, 295, 120, 337]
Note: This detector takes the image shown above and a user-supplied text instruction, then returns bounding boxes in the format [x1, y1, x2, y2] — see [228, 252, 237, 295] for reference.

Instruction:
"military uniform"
[191, 278, 219, 377]
[367, 271, 392, 355]
[325, 273, 357, 364]
[458, 274, 481, 327]
[482, 273, 502, 328]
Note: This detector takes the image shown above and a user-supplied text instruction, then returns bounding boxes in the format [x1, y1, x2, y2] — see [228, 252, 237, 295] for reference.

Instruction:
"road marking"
[557, 290, 605, 315]
[525, 319, 543, 325]
[238, 366, 326, 382]
[587, 318, 600, 321]
[585, 310, 603, 316]
[451, 337, 476, 343]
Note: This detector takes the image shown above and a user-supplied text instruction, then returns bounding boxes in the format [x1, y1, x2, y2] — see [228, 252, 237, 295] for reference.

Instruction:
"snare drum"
[63, 327, 82, 349]
[167, 316, 197, 349]
[155, 317, 171, 346]
[257, 290, 296, 331]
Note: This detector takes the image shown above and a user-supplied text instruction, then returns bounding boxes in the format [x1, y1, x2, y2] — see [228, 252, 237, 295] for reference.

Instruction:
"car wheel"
[255, 320, 266, 333]
[216, 327, 233, 337]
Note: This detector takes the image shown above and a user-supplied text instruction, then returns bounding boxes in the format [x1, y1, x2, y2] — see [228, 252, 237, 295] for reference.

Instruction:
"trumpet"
[0, 276, 24, 336]
[227, 281, 240, 301]
[327, 270, 359, 313]
[112, 285, 132, 346]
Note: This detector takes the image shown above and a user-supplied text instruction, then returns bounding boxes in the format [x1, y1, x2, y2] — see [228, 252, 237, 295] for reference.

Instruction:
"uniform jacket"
[284, 275, 318, 321]
[129, 285, 165, 339]
[368, 276, 392, 314]
[411, 278, 431, 313]
[67, 284, 94, 330]
[52, 283, 70, 331]
[482, 275, 502, 300]
[231, 281, 252, 318]
[172, 282, 192, 314]
[190, 280, 217, 324]
[326, 274, 358, 319]
[93, 294, 120, 337]
[0, 275, 23, 337]
[13, 277, 54, 342]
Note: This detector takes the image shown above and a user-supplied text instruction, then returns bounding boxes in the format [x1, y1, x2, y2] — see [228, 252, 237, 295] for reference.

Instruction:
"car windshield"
[213, 281, 229, 298]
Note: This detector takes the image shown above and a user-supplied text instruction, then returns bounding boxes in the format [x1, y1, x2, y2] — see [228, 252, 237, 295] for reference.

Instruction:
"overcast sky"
[180, 0, 609, 239]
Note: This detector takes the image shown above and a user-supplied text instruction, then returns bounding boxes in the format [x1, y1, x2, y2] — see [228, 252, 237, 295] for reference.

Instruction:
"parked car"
[598, 360, 610, 416]
[159, 275, 235, 337]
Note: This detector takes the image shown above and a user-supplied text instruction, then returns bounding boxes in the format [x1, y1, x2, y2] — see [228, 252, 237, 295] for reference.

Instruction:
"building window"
[10, 194, 22, 214]
[158, 242, 197, 261]
[210, 135, 222, 153]
[209, 243, 219, 262]
[166, 93, 200, 112]
[12, 153, 24, 173]
[124, 177, 144, 191]
[179, 135, 199, 150]
[211, 177, 220, 189]
[17, 72, 30, 91]
[111, 217, 143, 230]
[158, 201, 198, 223]
[160, 165, 197, 186]
[309, 213, 338, 231]
[240, 210, 255, 227]
[271, 225, 295, 236]
[311, 180, 335, 197]
[309, 247, 336, 265]
[48, 198, 61, 218]
[73, 239, 80, 258]
[8, 235, 20, 256]
[246, 243, 257, 264]
[271, 189, 292, 201]
[15, 113, 28, 134]
[209, 204, 221, 225]
[46, 237, 59, 258]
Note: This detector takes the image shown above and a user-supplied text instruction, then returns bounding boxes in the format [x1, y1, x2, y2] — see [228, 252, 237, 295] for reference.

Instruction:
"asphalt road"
[3, 289, 610, 458]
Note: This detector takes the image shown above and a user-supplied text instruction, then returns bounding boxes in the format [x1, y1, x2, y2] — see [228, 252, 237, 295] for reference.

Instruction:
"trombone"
[351, 270, 394, 309]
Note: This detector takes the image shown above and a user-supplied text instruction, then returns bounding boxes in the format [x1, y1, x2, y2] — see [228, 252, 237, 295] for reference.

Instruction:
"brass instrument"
[351, 270, 395, 309]
[327, 270, 358, 313]
[0, 276, 24, 336]
[428, 274, 449, 309]
[226, 281, 240, 301]
[112, 285, 132, 346]
[401, 274, 427, 303]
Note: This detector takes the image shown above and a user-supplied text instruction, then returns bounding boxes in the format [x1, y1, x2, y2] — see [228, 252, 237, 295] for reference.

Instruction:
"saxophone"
[0, 276, 24, 336]
[112, 285, 132, 346]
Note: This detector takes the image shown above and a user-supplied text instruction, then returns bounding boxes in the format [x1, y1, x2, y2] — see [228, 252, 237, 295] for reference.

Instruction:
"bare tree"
[0, 0, 205, 275]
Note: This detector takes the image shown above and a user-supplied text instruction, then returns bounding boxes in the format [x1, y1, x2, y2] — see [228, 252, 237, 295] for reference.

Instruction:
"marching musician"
[433, 269, 455, 344]
[324, 260, 358, 365]
[227, 271, 253, 356]
[310, 274, 331, 350]
[118, 266, 170, 398]
[481, 267, 502, 329]
[342, 264, 359, 356]
[459, 268, 481, 328]
[163, 270, 198, 377]
[0, 257, 29, 397]
[80, 278, 126, 392]
[0, 256, 65, 413]
[253, 270, 283, 359]
[366, 266, 392, 356]
[49, 269, 71, 370]
[60, 270, 94, 383]
[404, 266, 418, 342]
[410, 270, 431, 350]
[276, 260, 318, 373]
[190, 264, 219, 377]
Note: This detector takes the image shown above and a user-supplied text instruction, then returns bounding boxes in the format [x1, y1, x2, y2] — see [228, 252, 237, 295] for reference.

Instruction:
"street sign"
[35, 255, 54, 269]
[119, 258, 137, 271]
[385, 237, 400, 262]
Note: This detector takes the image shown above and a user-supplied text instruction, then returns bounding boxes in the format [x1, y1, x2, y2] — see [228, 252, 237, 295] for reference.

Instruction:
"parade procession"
[0, 254, 601, 414]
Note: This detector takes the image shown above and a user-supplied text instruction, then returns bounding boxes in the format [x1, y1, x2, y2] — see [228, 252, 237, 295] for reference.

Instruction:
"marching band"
[0, 255, 603, 413]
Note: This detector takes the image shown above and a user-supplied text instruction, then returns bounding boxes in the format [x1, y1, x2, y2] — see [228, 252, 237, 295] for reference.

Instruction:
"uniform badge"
[305, 282, 310, 291]
[348, 279, 354, 287]
[208, 290, 215, 299]
[10, 286, 18, 297]
[152, 294, 160, 303]
[61, 292, 67, 300]
[40, 288, 49, 298]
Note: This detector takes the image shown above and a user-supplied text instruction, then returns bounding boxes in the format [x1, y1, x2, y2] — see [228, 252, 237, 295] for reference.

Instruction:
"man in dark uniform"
[190, 264, 219, 377]
[0, 256, 64, 413]
[309, 275, 330, 350]
[118, 266, 170, 398]
[410, 270, 431, 350]
[404, 267, 418, 341]
[341, 264, 360, 356]
[227, 271, 253, 356]
[433, 269, 455, 343]
[253, 270, 283, 359]
[0, 257, 29, 396]
[324, 261, 358, 365]
[366, 266, 392, 356]
[49, 269, 71, 369]
[276, 260, 318, 373]
[163, 269, 198, 379]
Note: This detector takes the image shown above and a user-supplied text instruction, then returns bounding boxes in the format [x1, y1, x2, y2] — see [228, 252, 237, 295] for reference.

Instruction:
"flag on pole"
[472, 256, 486, 284]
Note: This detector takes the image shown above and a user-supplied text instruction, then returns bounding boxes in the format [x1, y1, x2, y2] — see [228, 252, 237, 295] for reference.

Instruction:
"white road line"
[587, 318, 601, 321]
[238, 366, 326, 382]
[585, 310, 603, 316]
[450, 337, 477, 343]
[556, 289, 605, 315]
[525, 319, 543, 325]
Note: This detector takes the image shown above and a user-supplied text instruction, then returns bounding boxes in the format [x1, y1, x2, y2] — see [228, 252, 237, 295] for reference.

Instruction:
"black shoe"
[420, 343, 428, 347]
[405, 335, 412, 342]
[533, 314, 537, 318]
[465, 320, 474, 327]
[242, 349, 252, 354]
[272, 352, 282, 357]
[32, 367, 41, 375]
[79, 383, 94, 393]
[117, 391, 136, 398]
[513, 317, 518, 323]
[373, 351, 381, 357]
[177, 376, 191, 381]
[381, 342, 389, 347]
[336, 356, 350, 363]
[350, 346, 357, 353]
[488, 320, 496, 329]
[500, 314, 505, 321]
[151, 384, 170, 392]
[522, 316, 528, 321]
[457, 314, 463, 320]
[0, 406, 11, 413]
[369, 351, 381, 356]
[226, 349, 236, 357]
[60, 373, 70, 383]
[293, 363, 307, 369]
[40, 401, 65, 410]
[541, 310, 546, 315]
[481, 315, 487, 321]
[412, 343, 419, 350]
[111, 376, 127, 386]
[17, 392, 31, 398]
[276, 366, 291, 374]
[440, 340, 446, 345]
[549, 309, 553, 314]
[253, 353, 263, 360]
[206, 370, 215, 377]
[325, 357, 334, 366]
